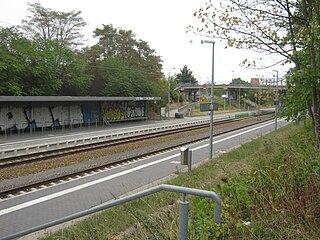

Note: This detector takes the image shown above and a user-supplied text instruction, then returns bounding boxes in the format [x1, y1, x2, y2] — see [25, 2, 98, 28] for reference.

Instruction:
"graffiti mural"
[29, 107, 52, 128]
[0, 100, 147, 131]
[0, 105, 83, 131]
[0, 106, 26, 131]
[101, 102, 124, 121]
[126, 105, 145, 118]
[101, 101, 146, 121]
[82, 103, 99, 124]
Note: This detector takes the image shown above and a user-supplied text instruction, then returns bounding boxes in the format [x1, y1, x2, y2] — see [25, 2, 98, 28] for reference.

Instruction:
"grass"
[43, 120, 320, 239]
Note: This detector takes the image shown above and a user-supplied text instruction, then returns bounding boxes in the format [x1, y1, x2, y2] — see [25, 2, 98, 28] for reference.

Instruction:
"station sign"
[200, 102, 218, 111]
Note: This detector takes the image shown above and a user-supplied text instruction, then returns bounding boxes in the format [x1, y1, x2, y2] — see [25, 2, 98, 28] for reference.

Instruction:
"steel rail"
[0, 117, 254, 168]
[0, 116, 273, 198]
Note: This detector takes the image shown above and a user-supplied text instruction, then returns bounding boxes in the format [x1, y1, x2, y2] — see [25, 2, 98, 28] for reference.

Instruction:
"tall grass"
[189, 121, 320, 239]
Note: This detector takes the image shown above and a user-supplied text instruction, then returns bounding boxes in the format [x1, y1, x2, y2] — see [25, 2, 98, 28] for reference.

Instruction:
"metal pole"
[238, 86, 241, 109]
[168, 71, 170, 119]
[203, 40, 215, 162]
[167, 68, 175, 119]
[178, 193, 189, 240]
[258, 77, 261, 110]
[273, 70, 278, 130]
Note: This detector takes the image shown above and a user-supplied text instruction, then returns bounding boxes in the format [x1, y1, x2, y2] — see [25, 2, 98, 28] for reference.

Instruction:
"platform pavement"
[0, 110, 252, 152]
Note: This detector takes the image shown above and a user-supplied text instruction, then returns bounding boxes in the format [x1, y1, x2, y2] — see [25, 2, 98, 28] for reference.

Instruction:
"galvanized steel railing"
[1, 184, 221, 240]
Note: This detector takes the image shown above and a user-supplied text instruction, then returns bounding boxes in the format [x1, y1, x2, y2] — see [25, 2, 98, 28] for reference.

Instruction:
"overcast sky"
[0, 0, 289, 84]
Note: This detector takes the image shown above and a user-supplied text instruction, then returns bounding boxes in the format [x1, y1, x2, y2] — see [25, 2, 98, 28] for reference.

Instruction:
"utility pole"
[203, 40, 215, 162]
[273, 70, 278, 130]
[167, 68, 175, 119]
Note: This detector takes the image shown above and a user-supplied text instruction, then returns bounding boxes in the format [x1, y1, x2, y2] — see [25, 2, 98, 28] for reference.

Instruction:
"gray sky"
[0, 0, 289, 84]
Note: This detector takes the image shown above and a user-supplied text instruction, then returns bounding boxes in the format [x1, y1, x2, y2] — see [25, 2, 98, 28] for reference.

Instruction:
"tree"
[83, 24, 163, 96]
[190, 0, 320, 146]
[0, 27, 26, 95]
[189, 0, 296, 67]
[100, 57, 156, 97]
[176, 65, 197, 84]
[230, 77, 249, 85]
[92, 24, 163, 80]
[27, 40, 92, 95]
[0, 26, 92, 96]
[21, 2, 86, 47]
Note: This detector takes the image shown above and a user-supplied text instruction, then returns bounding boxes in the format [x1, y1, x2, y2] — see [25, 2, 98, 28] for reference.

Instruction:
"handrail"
[1, 184, 221, 240]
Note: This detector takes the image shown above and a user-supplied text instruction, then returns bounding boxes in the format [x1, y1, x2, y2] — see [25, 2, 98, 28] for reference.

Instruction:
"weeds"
[189, 121, 320, 239]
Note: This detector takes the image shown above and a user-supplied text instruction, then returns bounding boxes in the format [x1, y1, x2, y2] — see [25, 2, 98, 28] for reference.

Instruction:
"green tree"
[84, 24, 163, 96]
[100, 57, 156, 97]
[16, 39, 92, 96]
[190, 0, 320, 146]
[21, 2, 87, 47]
[92, 24, 162, 80]
[0, 26, 92, 96]
[230, 77, 249, 85]
[0, 27, 26, 95]
[176, 65, 197, 84]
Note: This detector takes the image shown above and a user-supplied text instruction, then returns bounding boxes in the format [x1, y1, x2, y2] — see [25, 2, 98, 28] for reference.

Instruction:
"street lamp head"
[202, 40, 215, 44]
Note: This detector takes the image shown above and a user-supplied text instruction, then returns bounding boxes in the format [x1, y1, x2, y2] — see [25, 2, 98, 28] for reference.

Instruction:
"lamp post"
[272, 70, 278, 130]
[167, 68, 175, 119]
[238, 86, 241, 109]
[203, 40, 215, 162]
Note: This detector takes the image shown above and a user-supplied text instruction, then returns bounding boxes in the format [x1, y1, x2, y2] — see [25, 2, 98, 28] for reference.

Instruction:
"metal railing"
[1, 184, 221, 240]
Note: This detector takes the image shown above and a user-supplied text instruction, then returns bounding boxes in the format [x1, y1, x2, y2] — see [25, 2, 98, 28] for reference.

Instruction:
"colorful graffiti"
[0, 101, 147, 131]
[101, 101, 146, 121]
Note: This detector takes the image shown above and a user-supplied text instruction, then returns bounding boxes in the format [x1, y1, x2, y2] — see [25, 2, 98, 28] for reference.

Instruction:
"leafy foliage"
[21, 2, 87, 47]
[0, 27, 26, 95]
[230, 77, 249, 85]
[176, 65, 197, 84]
[0, 26, 92, 96]
[0, 3, 164, 97]
[84, 24, 163, 97]
[99, 57, 156, 97]
[191, 0, 320, 147]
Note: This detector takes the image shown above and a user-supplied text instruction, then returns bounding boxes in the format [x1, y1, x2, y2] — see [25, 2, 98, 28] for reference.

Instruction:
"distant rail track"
[0, 113, 274, 198]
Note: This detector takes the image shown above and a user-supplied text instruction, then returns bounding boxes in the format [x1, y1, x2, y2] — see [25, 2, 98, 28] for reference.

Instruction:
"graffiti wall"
[125, 101, 145, 119]
[101, 101, 145, 121]
[82, 103, 99, 124]
[0, 101, 147, 131]
[50, 105, 83, 126]
[26, 106, 52, 128]
[0, 104, 83, 131]
[0, 106, 26, 131]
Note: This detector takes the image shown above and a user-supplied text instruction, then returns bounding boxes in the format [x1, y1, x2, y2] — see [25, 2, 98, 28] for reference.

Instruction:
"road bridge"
[178, 84, 287, 102]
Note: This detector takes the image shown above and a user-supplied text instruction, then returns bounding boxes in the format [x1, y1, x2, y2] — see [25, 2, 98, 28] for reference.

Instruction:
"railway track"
[0, 114, 274, 198]
[0, 117, 253, 168]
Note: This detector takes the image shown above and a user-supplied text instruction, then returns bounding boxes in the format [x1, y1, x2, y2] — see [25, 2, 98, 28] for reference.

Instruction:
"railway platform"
[0, 110, 258, 160]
